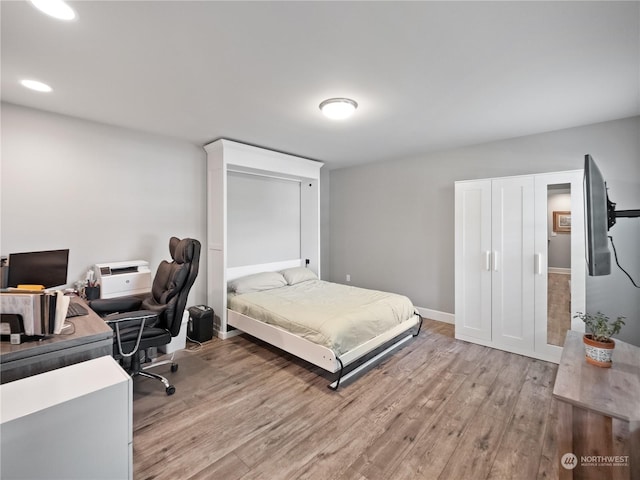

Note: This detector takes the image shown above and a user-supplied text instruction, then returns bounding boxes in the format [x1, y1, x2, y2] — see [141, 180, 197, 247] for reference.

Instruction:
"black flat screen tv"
[7, 249, 69, 288]
[585, 154, 640, 280]
[584, 154, 613, 276]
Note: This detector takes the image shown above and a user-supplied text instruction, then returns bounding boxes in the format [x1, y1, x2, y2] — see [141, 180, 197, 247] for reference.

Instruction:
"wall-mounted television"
[584, 154, 640, 277]
[7, 249, 69, 288]
[584, 155, 612, 276]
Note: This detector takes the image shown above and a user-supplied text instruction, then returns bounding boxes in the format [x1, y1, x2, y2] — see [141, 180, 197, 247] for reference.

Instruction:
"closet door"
[455, 180, 492, 341]
[491, 177, 535, 350]
[533, 171, 585, 362]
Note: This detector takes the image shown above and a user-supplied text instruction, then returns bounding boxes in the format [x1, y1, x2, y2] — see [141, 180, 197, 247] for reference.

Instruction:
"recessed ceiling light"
[21, 79, 53, 92]
[30, 0, 76, 21]
[319, 98, 358, 120]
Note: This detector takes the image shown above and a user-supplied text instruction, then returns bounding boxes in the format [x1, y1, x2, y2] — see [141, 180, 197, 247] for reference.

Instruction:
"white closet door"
[455, 180, 492, 341]
[491, 176, 535, 350]
[533, 170, 586, 362]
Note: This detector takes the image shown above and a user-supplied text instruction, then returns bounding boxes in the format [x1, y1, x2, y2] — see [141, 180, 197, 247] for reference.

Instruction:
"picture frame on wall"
[553, 211, 571, 233]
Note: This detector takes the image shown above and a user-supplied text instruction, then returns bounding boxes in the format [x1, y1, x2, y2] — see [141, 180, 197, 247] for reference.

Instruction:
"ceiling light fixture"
[21, 79, 53, 92]
[319, 98, 358, 120]
[30, 0, 76, 21]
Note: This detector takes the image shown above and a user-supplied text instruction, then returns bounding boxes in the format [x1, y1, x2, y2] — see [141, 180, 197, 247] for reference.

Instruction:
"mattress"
[228, 279, 416, 355]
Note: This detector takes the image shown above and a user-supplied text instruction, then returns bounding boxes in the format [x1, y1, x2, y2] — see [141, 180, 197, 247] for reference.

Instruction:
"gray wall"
[329, 116, 640, 345]
[1, 103, 208, 305]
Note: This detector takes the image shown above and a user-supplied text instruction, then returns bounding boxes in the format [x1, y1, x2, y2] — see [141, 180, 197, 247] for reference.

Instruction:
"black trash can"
[187, 305, 214, 342]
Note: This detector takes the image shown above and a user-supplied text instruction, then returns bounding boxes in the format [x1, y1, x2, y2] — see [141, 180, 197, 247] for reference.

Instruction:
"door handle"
[485, 251, 491, 271]
[493, 251, 499, 271]
[535, 253, 543, 275]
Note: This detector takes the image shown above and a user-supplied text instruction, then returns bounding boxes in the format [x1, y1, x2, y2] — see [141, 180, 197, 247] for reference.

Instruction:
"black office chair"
[90, 237, 201, 395]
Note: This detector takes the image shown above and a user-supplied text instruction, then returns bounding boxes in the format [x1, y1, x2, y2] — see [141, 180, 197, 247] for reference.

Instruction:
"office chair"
[90, 237, 201, 395]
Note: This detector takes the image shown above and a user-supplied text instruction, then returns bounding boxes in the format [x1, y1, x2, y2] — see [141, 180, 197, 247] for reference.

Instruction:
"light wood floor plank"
[508, 361, 555, 443]
[187, 452, 250, 480]
[438, 412, 509, 480]
[536, 396, 560, 480]
[486, 425, 543, 480]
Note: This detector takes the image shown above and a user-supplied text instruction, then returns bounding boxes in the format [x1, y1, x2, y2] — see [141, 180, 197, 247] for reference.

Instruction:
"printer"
[94, 260, 151, 299]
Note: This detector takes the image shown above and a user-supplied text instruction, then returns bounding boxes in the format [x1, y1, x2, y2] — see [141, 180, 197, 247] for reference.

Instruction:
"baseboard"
[215, 328, 243, 340]
[548, 267, 571, 275]
[415, 307, 455, 324]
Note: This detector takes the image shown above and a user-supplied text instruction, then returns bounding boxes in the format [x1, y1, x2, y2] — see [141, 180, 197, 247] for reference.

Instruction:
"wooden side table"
[553, 330, 639, 480]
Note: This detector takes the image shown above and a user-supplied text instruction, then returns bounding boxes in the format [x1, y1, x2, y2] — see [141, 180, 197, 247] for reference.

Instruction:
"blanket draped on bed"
[228, 280, 416, 356]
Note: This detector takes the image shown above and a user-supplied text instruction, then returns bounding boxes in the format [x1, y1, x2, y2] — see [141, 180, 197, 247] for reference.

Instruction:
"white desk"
[0, 355, 132, 479]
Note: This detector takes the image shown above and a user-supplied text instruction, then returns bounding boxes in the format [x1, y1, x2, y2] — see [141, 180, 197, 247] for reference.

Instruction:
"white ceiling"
[2, 1, 639, 169]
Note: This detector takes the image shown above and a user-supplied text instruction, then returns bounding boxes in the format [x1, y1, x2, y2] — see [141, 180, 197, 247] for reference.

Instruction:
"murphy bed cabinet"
[205, 139, 323, 339]
[454, 170, 585, 363]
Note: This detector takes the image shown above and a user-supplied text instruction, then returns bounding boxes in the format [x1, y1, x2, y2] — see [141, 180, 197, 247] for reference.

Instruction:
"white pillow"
[280, 266, 318, 285]
[228, 271, 287, 294]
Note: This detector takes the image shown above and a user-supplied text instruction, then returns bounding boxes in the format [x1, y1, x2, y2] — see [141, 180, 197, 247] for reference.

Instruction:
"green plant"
[574, 311, 625, 343]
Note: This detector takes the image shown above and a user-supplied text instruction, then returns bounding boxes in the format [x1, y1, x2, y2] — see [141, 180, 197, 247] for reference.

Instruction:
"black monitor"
[7, 249, 69, 288]
[584, 155, 612, 276]
[584, 154, 640, 277]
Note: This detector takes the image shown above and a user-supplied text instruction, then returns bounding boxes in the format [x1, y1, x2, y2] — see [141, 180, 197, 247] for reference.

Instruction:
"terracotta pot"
[583, 334, 615, 368]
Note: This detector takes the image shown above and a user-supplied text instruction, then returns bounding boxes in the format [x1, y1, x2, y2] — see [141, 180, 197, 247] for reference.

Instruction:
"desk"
[0, 296, 113, 384]
[553, 330, 639, 479]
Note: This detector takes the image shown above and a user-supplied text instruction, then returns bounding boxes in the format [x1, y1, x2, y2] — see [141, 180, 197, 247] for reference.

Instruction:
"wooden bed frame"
[226, 260, 422, 389]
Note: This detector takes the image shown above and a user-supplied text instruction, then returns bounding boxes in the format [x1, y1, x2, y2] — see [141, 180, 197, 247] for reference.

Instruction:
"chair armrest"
[104, 310, 158, 329]
[89, 296, 143, 315]
[106, 310, 158, 358]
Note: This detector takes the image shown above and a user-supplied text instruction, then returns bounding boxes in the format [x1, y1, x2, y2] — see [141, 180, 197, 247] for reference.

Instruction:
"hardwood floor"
[132, 320, 560, 480]
[547, 272, 572, 347]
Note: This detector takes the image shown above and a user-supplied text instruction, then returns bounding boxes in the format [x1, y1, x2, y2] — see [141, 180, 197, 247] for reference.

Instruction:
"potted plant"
[574, 311, 625, 368]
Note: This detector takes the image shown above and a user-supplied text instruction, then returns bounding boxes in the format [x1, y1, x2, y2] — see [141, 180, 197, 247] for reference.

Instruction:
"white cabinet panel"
[455, 180, 492, 341]
[491, 176, 535, 350]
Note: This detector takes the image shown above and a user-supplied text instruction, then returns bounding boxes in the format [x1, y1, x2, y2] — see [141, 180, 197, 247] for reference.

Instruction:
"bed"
[226, 262, 422, 389]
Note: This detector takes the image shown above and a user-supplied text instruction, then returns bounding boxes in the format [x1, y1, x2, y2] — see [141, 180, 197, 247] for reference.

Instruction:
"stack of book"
[0, 290, 70, 337]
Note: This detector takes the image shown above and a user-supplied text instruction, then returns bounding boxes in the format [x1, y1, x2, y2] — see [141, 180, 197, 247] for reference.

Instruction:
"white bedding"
[228, 279, 416, 355]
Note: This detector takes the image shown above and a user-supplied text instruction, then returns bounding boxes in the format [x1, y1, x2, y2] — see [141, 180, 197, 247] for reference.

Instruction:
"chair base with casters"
[131, 349, 178, 396]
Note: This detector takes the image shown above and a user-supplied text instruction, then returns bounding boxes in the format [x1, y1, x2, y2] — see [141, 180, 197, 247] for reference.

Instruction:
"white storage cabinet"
[0, 356, 133, 479]
[454, 170, 585, 362]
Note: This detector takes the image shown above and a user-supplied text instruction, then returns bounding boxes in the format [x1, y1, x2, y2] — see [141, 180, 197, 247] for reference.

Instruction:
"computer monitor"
[7, 249, 69, 288]
[584, 154, 640, 282]
[584, 155, 612, 276]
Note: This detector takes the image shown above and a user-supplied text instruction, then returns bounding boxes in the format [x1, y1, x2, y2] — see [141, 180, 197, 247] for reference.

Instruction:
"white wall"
[1, 103, 208, 305]
[329, 116, 640, 345]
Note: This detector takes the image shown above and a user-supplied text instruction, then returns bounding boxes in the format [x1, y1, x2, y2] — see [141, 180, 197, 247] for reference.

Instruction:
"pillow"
[280, 266, 318, 285]
[228, 271, 287, 295]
